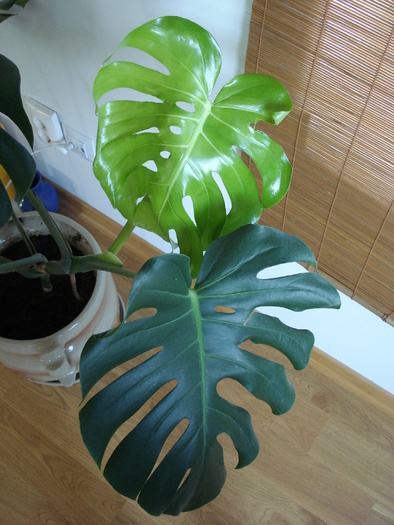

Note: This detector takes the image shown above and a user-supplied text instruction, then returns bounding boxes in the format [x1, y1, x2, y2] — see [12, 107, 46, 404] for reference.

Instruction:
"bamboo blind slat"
[245, 0, 394, 324]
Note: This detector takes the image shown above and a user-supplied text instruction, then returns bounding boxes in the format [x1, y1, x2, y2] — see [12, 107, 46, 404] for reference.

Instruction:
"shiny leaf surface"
[93, 17, 292, 276]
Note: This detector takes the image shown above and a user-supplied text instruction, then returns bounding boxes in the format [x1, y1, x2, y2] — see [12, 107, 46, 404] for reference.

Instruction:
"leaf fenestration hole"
[135, 126, 159, 134]
[176, 101, 195, 113]
[232, 145, 242, 157]
[216, 433, 239, 470]
[168, 229, 179, 252]
[102, 379, 177, 470]
[257, 263, 306, 280]
[160, 150, 171, 159]
[182, 195, 197, 227]
[80, 343, 163, 407]
[214, 305, 236, 315]
[97, 87, 162, 105]
[217, 376, 272, 426]
[238, 339, 291, 368]
[109, 345, 164, 382]
[125, 307, 158, 323]
[148, 417, 190, 481]
[136, 195, 146, 205]
[142, 160, 158, 172]
[177, 468, 192, 491]
[170, 125, 182, 135]
[245, 154, 263, 202]
[110, 47, 170, 76]
[212, 171, 232, 215]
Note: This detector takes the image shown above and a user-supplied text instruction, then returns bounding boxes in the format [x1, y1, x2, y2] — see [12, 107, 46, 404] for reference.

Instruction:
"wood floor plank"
[309, 416, 394, 508]
[113, 462, 329, 525]
[290, 354, 394, 449]
[309, 350, 394, 418]
[253, 431, 375, 524]
[364, 503, 394, 525]
[0, 396, 125, 525]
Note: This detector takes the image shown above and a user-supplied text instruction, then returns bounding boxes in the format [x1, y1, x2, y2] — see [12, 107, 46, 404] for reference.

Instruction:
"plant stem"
[7, 212, 53, 289]
[98, 264, 135, 279]
[0, 253, 47, 274]
[107, 221, 135, 255]
[25, 189, 72, 271]
[70, 253, 135, 278]
[11, 210, 36, 256]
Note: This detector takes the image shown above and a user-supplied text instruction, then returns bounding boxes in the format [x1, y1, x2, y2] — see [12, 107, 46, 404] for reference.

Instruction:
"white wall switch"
[62, 124, 95, 161]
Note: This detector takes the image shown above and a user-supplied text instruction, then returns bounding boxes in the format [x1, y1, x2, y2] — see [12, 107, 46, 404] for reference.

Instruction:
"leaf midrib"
[189, 289, 207, 464]
[197, 282, 316, 299]
[157, 101, 212, 224]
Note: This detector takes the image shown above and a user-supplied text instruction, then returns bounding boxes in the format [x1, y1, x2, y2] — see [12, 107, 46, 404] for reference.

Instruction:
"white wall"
[0, 0, 252, 249]
[0, 0, 392, 394]
[258, 264, 394, 394]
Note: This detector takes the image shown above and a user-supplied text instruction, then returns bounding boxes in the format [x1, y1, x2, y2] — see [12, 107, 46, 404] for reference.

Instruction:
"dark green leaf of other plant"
[0, 128, 35, 226]
[0, 54, 33, 147]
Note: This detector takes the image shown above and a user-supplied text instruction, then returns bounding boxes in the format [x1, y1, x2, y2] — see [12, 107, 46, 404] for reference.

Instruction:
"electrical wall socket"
[62, 124, 95, 161]
[24, 97, 65, 144]
[23, 97, 95, 161]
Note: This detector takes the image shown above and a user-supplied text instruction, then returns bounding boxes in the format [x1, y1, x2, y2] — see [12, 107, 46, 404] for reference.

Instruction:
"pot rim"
[0, 211, 107, 345]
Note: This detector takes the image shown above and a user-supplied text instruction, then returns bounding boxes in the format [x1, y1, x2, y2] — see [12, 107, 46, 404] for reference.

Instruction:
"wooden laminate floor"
[1, 190, 393, 524]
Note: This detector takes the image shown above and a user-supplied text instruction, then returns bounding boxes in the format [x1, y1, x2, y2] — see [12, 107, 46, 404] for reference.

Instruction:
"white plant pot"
[0, 212, 123, 387]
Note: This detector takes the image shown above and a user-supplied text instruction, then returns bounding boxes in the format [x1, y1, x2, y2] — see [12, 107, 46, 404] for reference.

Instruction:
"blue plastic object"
[20, 171, 59, 213]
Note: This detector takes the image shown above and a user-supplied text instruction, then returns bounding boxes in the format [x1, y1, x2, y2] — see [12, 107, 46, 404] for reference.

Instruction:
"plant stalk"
[70, 253, 135, 278]
[0, 253, 46, 273]
[9, 209, 53, 287]
[11, 210, 36, 256]
[25, 188, 72, 271]
[107, 221, 135, 255]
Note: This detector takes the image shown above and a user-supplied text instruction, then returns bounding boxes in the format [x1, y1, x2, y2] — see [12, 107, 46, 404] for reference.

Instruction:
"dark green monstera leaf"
[79, 225, 340, 516]
[93, 16, 292, 276]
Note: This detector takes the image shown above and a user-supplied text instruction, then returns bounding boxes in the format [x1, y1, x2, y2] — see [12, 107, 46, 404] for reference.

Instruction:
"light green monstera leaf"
[79, 225, 340, 516]
[93, 16, 292, 276]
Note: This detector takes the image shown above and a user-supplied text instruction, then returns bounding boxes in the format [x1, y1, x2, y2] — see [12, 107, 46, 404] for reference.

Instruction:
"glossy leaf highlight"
[93, 16, 292, 276]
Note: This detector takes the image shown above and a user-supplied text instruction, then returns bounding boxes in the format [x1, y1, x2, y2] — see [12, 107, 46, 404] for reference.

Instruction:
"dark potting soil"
[0, 235, 96, 340]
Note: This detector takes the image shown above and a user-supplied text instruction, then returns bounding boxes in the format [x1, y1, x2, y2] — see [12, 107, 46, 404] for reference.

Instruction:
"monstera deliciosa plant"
[0, 16, 340, 516]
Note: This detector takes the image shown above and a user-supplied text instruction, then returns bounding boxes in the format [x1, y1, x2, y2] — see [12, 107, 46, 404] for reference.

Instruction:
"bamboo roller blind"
[245, 0, 394, 324]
